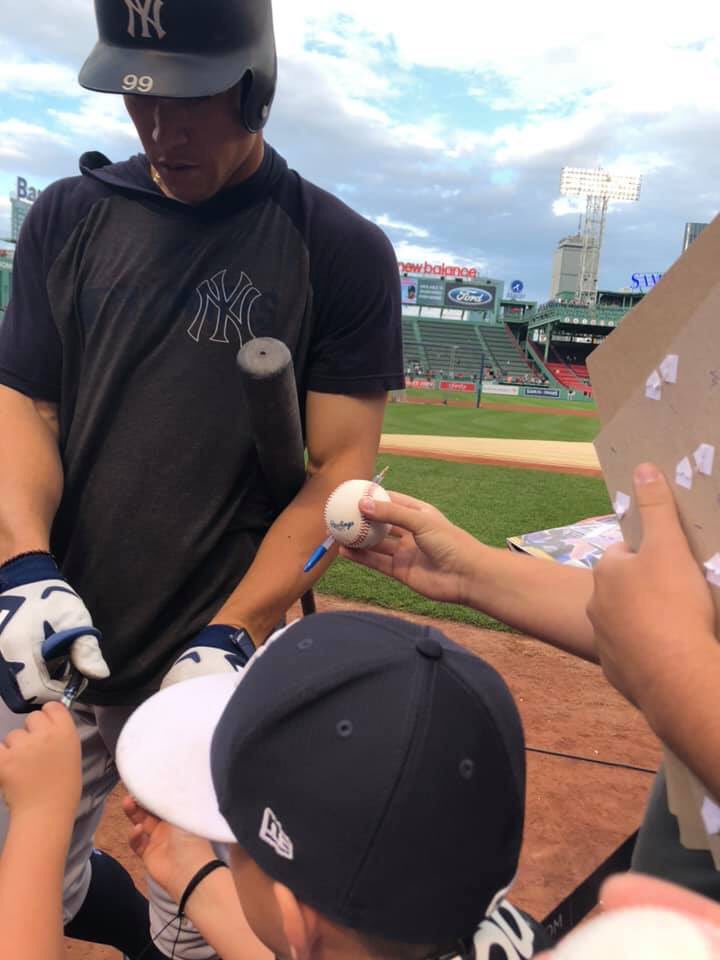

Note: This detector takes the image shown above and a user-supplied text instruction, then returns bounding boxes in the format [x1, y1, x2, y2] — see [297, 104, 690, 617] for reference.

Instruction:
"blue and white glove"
[161, 625, 257, 689]
[0, 553, 109, 713]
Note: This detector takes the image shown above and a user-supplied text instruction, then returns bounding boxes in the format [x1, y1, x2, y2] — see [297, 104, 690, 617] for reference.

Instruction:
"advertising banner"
[439, 381, 476, 393]
[444, 284, 497, 312]
[523, 387, 561, 399]
[484, 384, 520, 396]
[400, 276, 446, 307]
[405, 378, 434, 390]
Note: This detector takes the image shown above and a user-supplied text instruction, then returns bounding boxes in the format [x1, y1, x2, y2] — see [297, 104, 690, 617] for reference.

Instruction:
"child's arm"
[0, 702, 81, 960]
[124, 796, 274, 960]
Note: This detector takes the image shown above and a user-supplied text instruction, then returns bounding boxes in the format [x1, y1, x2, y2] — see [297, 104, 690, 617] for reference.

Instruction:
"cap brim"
[79, 42, 247, 98]
[116, 673, 241, 843]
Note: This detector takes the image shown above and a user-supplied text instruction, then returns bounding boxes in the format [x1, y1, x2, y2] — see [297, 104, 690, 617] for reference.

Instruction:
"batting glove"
[161, 625, 257, 689]
[0, 553, 109, 713]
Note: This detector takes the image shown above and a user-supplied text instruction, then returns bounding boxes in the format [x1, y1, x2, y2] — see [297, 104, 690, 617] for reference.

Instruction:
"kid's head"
[118, 612, 526, 959]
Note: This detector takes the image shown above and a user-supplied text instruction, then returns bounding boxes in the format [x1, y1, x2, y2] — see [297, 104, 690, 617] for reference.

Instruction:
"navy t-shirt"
[0, 147, 403, 704]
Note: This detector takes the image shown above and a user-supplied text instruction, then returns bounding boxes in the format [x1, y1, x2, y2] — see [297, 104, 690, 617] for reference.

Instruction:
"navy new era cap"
[117, 612, 525, 946]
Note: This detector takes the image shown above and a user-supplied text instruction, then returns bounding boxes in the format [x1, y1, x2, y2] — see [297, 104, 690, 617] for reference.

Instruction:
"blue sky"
[1, 1, 719, 301]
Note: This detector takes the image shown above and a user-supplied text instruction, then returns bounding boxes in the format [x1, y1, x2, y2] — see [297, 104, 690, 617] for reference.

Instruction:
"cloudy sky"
[1, 1, 718, 301]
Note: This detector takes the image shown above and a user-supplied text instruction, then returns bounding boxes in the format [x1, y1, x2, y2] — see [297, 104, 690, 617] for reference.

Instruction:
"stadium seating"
[402, 317, 427, 369]
[475, 324, 537, 382]
[413, 318, 487, 378]
[545, 346, 592, 395]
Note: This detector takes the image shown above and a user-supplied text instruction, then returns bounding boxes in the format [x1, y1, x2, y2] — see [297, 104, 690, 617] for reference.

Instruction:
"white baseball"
[324, 479, 391, 549]
[550, 907, 713, 959]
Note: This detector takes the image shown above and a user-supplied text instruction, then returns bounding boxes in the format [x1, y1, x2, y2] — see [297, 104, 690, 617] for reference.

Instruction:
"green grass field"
[317, 451, 610, 631]
[383, 402, 599, 442]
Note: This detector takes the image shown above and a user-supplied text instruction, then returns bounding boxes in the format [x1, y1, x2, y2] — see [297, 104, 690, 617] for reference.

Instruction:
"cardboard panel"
[593, 283, 720, 861]
[587, 213, 720, 423]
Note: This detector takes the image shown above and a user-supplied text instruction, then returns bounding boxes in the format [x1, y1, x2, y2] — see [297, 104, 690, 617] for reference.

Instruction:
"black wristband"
[178, 859, 228, 917]
[0, 550, 54, 571]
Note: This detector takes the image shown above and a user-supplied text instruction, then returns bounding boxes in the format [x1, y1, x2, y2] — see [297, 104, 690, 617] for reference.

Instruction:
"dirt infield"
[380, 434, 602, 476]
[66, 595, 658, 959]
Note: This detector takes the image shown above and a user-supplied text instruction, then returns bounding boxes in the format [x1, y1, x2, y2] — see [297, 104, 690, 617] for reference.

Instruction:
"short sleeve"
[0, 189, 64, 401]
[306, 210, 404, 395]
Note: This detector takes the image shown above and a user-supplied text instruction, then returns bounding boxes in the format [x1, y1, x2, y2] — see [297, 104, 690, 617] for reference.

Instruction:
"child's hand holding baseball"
[0, 702, 81, 826]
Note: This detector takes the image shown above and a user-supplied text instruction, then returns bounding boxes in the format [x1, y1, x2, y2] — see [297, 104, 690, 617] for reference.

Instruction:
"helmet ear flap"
[237, 61, 276, 133]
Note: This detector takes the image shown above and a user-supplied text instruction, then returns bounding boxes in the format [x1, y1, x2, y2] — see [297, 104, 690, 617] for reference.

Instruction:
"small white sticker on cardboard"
[659, 354, 679, 384]
[645, 369, 662, 401]
[675, 456, 694, 490]
[694, 443, 715, 477]
[613, 491, 631, 518]
[704, 554, 720, 588]
[703, 796, 720, 835]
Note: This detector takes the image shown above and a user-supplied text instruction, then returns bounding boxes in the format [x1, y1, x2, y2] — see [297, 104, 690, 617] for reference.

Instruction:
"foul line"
[526, 745, 657, 776]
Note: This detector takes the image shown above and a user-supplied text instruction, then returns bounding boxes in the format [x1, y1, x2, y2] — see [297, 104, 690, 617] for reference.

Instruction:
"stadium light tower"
[560, 167, 642, 304]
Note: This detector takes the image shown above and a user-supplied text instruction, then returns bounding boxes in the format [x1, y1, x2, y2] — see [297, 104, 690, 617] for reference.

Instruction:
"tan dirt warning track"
[381, 434, 602, 476]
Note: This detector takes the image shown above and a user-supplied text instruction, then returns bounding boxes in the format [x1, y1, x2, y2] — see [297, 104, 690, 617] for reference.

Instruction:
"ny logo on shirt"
[124, 0, 166, 39]
[188, 270, 262, 347]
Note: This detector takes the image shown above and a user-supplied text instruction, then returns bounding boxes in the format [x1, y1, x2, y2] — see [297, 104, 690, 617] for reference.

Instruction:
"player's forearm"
[460, 541, 599, 661]
[212, 458, 374, 641]
[0, 815, 68, 960]
[0, 387, 63, 563]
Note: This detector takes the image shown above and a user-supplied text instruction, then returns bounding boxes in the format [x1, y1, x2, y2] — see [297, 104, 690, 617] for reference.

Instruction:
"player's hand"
[0, 702, 81, 824]
[123, 795, 216, 903]
[160, 624, 256, 689]
[339, 491, 480, 605]
[0, 553, 109, 713]
[587, 463, 716, 713]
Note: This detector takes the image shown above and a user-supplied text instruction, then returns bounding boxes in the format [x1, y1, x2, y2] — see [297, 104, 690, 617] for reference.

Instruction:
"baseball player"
[117, 611, 553, 960]
[345, 468, 720, 904]
[0, 0, 403, 955]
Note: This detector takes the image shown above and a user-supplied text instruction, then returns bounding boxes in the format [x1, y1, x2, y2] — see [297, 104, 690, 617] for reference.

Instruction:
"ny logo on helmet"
[125, 0, 166, 40]
[189, 270, 262, 347]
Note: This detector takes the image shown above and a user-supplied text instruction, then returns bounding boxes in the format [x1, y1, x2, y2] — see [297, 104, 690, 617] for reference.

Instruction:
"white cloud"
[0, 120, 70, 161]
[0, 57, 79, 98]
[372, 214, 429, 238]
[394, 239, 487, 274]
[553, 197, 585, 218]
[48, 96, 138, 141]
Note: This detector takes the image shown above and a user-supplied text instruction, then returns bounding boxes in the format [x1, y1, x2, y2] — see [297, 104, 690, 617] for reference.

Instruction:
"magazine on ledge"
[506, 514, 622, 569]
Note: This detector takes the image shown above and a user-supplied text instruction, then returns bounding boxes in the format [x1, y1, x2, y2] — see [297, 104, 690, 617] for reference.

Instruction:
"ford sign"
[446, 287, 494, 308]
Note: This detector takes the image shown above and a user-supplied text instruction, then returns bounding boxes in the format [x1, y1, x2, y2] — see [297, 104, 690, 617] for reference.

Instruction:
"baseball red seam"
[324, 482, 377, 549]
[346, 482, 375, 548]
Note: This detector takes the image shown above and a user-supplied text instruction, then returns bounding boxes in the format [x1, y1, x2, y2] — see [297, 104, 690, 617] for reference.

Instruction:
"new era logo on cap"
[259, 807, 294, 860]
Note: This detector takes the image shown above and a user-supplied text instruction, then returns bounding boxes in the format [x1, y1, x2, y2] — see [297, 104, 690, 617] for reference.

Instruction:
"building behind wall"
[682, 222, 709, 253]
[550, 235, 583, 298]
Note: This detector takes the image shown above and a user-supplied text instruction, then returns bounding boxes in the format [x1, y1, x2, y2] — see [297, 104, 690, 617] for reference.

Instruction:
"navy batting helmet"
[79, 0, 277, 133]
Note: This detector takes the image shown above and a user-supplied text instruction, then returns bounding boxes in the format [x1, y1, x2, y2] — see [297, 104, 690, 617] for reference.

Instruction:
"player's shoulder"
[20, 154, 154, 272]
[23, 154, 143, 241]
[273, 163, 395, 270]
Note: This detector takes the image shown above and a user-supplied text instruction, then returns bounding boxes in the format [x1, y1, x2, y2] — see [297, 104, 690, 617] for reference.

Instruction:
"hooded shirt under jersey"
[0, 147, 403, 704]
